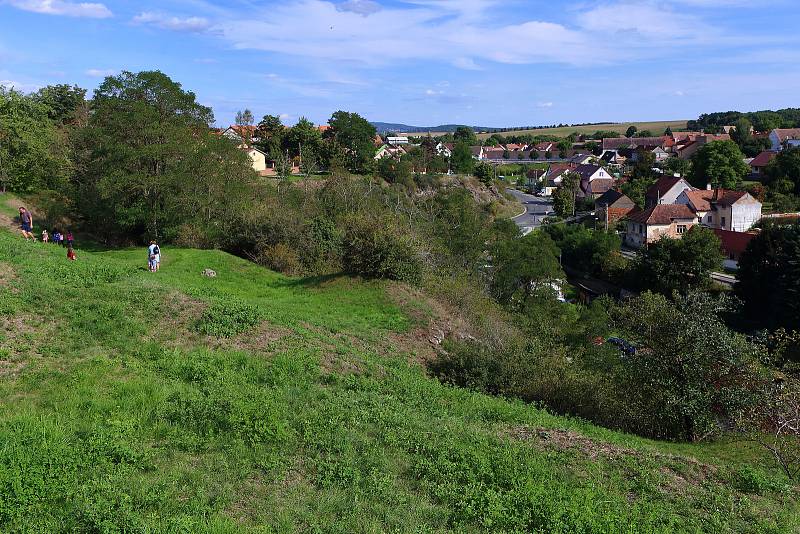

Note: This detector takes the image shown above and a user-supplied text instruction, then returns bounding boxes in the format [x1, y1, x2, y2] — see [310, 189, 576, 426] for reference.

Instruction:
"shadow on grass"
[272, 272, 354, 289]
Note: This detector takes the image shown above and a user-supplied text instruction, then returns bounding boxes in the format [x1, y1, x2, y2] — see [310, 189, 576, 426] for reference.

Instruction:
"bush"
[341, 215, 423, 283]
[258, 242, 302, 275]
[195, 300, 261, 338]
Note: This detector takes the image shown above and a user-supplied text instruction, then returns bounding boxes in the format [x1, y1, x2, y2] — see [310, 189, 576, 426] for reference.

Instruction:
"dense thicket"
[688, 108, 800, 132]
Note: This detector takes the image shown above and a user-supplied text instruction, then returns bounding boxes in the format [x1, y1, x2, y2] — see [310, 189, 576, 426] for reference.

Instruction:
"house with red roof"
[713, 228, 756, 269]
[624, 204, 698, 248]
[676, 187, 762, 232]
[769, 128, 800, 151]
[749, 150, 777, 177]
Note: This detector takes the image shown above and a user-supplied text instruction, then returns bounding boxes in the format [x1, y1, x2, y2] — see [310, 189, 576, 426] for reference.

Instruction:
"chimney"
[706, 183, 712, 190]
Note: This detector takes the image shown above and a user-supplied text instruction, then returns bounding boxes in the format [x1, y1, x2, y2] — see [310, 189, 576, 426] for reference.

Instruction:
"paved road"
[507, 188, 554, 234]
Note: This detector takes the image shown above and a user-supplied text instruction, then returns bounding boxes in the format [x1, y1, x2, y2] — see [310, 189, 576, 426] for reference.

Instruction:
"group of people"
[18, 206, 161, 269]
[18, 206, 76, 260]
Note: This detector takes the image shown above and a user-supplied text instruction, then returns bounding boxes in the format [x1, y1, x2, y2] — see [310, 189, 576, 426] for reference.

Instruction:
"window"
[707, 215, 712, 222]
[639, 224, 644, 234]
[721, 216, 726, 227]
[677, 225, 687, 234]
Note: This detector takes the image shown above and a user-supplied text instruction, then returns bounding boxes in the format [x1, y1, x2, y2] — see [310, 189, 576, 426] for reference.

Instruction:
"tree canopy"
[689, 140, 749, 189]
[327, 111, 377, 174]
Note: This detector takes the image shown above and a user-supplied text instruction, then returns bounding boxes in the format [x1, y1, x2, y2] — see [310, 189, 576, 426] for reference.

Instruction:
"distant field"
[475, 120, 689, 140]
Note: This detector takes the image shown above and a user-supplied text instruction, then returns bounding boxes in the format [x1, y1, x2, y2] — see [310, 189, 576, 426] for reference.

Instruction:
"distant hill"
[371, 122, 495, 135]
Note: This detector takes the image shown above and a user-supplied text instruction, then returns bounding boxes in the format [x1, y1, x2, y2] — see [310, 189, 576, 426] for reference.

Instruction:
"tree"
[77, 70, 252, 241]
[625, 125, 638, 138]
[376, 156, 413, 188]
[450, 141, 474, 174]
[491, 231, 563, 308]
[664, 126, 673, 136]
[453, 126, 478, 145]
[33, 84, 87, 125]
[613, 291, 762, 441]
[689, 140, 749, 189]
[736, 221, 800, 330]
[731, 116, 752, 147]
[473, 161, 493, 186]
[763, 147, 800, 195]
[552, 171, 579, 217]
[0, 88, 69, 193]
[634, 226, 724, 294]
[285, 116, 322, 159]
[635, 130, 653, 138]
[255, 114, 285, 157]
[662, 157, 691, 178]
[327, 111, 377, 174]
[235, 108, 255, 146]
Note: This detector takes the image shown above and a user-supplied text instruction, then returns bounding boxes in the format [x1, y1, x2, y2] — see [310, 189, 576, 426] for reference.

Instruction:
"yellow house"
[243, 146, 267, 173]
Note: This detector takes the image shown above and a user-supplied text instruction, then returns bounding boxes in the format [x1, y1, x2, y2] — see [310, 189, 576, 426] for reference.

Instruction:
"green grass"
[1, 224, 798, 532]
[476, 120, 689, 140]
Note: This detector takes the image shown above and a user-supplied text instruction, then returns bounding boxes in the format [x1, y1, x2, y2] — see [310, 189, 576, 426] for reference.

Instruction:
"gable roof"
[627, 204, 697, 225]
[682, 189, 750, 212]
[772, 128, 800, 143]
[595, 190, 634, 208]
[750, 150, 777, 168]
[574, 164, 609, 181]
[602, 136, 667, 151]
[582, 178, 614, 195]
[645, 176, 691, 201]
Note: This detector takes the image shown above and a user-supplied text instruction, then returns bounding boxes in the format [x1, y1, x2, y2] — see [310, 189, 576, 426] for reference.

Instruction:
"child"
[52, 230, 61, 245]
[67, 246, 76, 261]
[41, 229, 49, 243]
[66, 230, 74, 248]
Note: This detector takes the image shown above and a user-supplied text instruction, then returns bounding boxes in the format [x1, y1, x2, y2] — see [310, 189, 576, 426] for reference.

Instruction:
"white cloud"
[4, 0, 111, 18]
[537, 101, 554, 108]
[0, 79, 41, 92]
[453, 57, 480, 70]
[133, 11, 211, 32]
[85, 68, 115, 77]
[576, 2, 712, 40]
[336, 0, 381, 15]
[425, 88, 443, 95]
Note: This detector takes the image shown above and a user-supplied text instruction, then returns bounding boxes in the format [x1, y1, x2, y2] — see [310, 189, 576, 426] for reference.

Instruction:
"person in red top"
[67, 246, 76, 261]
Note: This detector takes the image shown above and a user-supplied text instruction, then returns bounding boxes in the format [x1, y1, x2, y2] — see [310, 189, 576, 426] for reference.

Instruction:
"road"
[507, 188, 553, 235]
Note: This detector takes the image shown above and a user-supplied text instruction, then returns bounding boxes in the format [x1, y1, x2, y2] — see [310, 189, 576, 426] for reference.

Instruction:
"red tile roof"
[626, 204, 696, 225]
[750, 150, 777, 168]
[713, 229, 756, 257]
[645, 176, 690, 201]
[773, 128, 800, 143]
[683, 189, 748, 211]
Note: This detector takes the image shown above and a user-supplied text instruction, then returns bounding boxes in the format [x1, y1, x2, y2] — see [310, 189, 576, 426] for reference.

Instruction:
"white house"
[435, 142, 453, 158]
[386, 136, 410, 145]
[645, 176, 695, 207]
[625, 204, 698, 249]
[676, 187, 762, 232]
[769, 128, 800, 151]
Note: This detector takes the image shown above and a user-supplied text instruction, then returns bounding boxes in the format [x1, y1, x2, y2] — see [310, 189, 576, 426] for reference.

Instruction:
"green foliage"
[341, 214, 422, 283]
[625, 125, 638, 137]
[450, 141, 474, 174]
[376, 156, 414, 188]
[453, 125, 478, 145]
[689, 140, 749, 189]
[326, 110, 378, 174]
[490, 231, 563, 307]
[763, 147, 800, 195]
[552, 171, 579, 217]
[195, 300, 261, 338]
[613, 292, 763, 441]
[543, 224, 623, 279]
[32, 84, 87, 125]
[736, 221, 800, 330]
[633, 226, 723, 294]
[473, 161, 493, 185]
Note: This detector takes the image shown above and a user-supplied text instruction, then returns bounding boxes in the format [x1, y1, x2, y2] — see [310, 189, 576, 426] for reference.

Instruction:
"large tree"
[453, 126, 478, 145]
[77, 70, 253, 241]
[491, 231, 563, 308]
[689, 140, 749, 189]
[33, 84, 87, 125]
[634, 226, 723, 295]
[552, 171, 579, 217]
[284, 116, 322, 160]
[450, 141, 474, 174]
[0, 88, 69, 193]
[255, 114, 285, 157]
[736, 221, 800, 330]
[763, 147, 800, 195]
[326, 111, 377, 174]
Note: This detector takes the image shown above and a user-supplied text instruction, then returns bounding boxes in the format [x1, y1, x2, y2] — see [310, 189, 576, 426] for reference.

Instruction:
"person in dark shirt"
[18, 207, 34, 240]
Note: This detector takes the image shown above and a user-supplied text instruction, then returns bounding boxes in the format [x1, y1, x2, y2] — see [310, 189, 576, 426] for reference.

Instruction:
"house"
[601, 136, 667, 152]
[624, 204, 698, 249]
[542, 168, 571, 196]
[594, 190, 637, 223]
[470, 146, 485, 160]
[574, 164, 611, 183]
[573, 164, 614, 199]
[749, 150, 777, 177]
[435, 142, 453, 158]
[676, 187, 762, 232]
[769, 128, 800, 151]
[222, 125, 259, 143]
[673, 133, 732, 160]
[570, 153, 594, 165]
[713, 228, 756, 270]
[244, 146, 268, 173]
[374, 144, 408, 160]
[652, 147, 670, 162]
[645, 176, 695, 207]
[386, 136, 409, 145]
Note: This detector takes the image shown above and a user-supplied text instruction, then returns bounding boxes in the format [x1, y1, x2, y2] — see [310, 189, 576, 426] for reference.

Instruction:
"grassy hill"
[0, 198, 797, 531]
[475, 120, 689, 140]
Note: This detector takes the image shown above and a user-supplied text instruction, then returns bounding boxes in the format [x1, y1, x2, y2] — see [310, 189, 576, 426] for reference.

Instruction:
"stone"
[201, 269, 217, 278]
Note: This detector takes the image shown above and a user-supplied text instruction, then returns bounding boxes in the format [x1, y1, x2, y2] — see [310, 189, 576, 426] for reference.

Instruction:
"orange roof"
[627, 204, 696, 225]
[318, 125, 331, 132]
[683, 189, 748, 211]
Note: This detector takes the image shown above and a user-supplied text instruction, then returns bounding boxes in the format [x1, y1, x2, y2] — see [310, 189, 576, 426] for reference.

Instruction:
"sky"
[1, 0, 800, 128]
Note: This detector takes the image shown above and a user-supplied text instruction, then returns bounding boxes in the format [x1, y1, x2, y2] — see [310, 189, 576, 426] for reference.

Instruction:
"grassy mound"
[0, 227, 797, 532]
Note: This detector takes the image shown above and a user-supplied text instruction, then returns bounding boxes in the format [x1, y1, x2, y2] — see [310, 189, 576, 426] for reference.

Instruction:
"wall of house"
[248, 149, 267, 172]
[662, 181, 694, 205]
[731, 199, 762, 232]
[625, 221, 647, 248]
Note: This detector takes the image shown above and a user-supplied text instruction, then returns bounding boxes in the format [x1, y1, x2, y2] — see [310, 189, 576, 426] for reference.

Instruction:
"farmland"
[475, 120, 689, 139]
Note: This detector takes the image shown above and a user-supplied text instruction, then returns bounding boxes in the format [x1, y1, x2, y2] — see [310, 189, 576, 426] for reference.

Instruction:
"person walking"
[41, 229, 49, 243]
[147, 241, 161, 272]
[18, 207, 34, 240]
[66, 230, 74, 248]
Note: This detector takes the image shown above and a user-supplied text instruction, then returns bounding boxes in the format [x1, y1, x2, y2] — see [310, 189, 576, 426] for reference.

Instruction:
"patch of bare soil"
[0, 262, 18, 292]
[384, 282, 476, 364]
[504, 425, 720, 495]
[225, 459, 309, 525]
[0, 313, 58, 377]
[151, 291, 208, 347]
[210, 320, 293, 354]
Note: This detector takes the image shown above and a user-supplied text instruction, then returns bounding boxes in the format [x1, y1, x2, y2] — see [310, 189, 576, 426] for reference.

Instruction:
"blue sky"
[1, 0, 799, 127]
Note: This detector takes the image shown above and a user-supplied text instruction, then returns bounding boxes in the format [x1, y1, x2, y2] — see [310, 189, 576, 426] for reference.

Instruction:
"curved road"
[508, 188, 554, 235]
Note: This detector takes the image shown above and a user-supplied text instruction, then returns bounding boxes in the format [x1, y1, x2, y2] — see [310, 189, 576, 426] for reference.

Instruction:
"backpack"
[153, 245, 160, 255]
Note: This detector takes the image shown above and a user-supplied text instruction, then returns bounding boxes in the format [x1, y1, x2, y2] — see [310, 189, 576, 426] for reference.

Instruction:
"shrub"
[341, 215, 423, 283]
[195, 300, 261, 338]
[258, 242, 302, 275]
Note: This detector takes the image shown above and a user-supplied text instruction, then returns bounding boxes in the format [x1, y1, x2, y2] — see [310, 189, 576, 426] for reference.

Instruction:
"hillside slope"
[0, 208, 797, 531]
